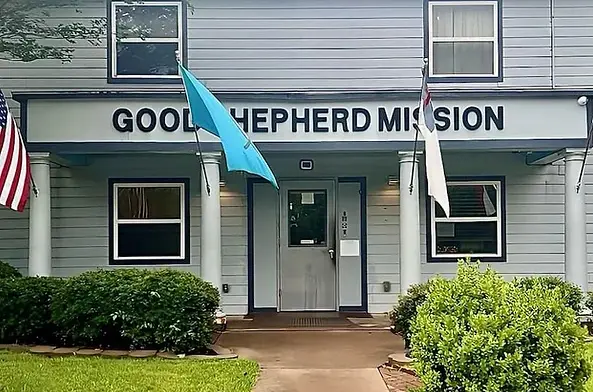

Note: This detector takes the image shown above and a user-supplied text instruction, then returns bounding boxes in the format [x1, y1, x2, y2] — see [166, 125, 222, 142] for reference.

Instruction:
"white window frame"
[110, 0, 184, 80]
[430, 179, 503, 259]
[112, 182, 186, 261]
[427, 0, 500, 79]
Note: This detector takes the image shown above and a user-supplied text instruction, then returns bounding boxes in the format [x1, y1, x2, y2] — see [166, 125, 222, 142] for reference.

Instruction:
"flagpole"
[409, 58, 428, 195]
[175, 50, 212, 196]
[576, 118, 593, 193]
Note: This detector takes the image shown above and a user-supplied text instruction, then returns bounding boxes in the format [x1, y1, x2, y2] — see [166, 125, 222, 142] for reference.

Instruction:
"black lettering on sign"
[332, 108, 349, 132]
[434, 107, 450, 131]
[251, 108, 268, 133]
[136, 108, 157, 132]
[271, 108, 288, 133]
[352, 108, 370, 132]
[312, 108, 329, 132]
[403, 107, 411, 131]
[230, 108, 249, 133]
[453, 107, 461, 131]
[485, 106, 504, 130]
[292, 108, 310, 132]
[463, 106, 482, 131]
[113, 108, 133, 132]
[160, 107, 180, 132]
[378, 107, 401, 132]
[182, 108, 193, 132]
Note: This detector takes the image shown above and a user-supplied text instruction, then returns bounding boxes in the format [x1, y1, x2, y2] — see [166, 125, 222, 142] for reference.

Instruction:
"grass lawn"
[0, 351, 259, 392]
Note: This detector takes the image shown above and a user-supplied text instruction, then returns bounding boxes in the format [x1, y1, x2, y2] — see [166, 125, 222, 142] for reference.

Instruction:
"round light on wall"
[578, 96, 588, 106]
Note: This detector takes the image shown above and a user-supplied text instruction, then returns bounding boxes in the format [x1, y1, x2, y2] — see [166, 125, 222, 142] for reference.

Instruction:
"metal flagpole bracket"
[576, 118, 593, 194]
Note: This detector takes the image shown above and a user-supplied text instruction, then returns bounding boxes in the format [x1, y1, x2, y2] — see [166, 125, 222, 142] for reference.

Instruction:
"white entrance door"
[279, 180, 337, 311]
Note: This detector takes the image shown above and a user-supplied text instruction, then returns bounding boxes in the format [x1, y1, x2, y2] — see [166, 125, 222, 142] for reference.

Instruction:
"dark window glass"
[117, 186, 181, 219]
[116, 43, 178, 76]
[116, 5, 179, 39]
[288, 191, 327, 246]
[435, 184, 498, 218]
[435, 221, 498, 255]
[118, 223, 181, 258]
[433, 42, 494, 75]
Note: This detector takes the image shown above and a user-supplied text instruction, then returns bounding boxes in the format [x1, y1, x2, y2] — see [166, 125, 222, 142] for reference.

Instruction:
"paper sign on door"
[340, 240, 360, 257]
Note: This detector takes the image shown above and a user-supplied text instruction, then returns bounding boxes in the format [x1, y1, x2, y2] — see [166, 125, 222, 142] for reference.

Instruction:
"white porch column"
[565, 149, 588, 293]
[399, 151, 422, 294]
[200, 153, 222, 293]
[28, 153, 52, 277]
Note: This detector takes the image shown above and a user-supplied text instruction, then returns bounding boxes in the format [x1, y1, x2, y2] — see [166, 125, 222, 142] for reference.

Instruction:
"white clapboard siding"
[420, 152, 565, 287]
[1, 0, 575, 113]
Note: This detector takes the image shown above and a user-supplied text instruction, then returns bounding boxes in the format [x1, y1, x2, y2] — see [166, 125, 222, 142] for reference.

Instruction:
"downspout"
[551, 0, 556, 88]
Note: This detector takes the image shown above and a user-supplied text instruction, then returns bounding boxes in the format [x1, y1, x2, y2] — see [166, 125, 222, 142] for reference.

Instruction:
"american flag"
[0, 90, 32, 212]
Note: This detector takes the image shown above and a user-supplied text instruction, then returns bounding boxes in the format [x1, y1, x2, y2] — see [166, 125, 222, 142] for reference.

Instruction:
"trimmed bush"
[0, 261, 21, 279]
[0, 277, 64, 344]
[389, 280, 434, 349]
[411, 261, 591, 392]
[52, 268, 219, 353]
[514, 275, 584, 314]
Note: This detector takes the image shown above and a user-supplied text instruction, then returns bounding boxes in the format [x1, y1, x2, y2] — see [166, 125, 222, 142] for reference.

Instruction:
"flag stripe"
[0, 94, 32, 213]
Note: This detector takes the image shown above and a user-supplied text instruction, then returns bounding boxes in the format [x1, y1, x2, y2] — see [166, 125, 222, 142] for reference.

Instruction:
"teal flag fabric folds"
[179, 64, 279, 189]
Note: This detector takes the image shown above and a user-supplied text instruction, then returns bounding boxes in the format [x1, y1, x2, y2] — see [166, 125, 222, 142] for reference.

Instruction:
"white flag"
[417, 62, 450, 218]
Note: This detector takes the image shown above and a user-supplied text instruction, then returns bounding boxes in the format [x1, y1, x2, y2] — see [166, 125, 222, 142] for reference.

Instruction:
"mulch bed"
[379, 364, 422, 392]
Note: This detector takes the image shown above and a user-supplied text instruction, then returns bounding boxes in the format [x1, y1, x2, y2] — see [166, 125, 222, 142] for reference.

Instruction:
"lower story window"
[109, 179, 190, 265]
[428, 177, 505, 261]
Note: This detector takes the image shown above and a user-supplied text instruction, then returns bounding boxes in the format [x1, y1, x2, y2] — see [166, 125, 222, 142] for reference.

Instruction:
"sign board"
[25, 97, 588, 143]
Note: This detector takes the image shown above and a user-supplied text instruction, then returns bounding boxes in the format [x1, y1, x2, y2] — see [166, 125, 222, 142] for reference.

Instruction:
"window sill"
[427, 255, 506, 263]
[109, 257, 190, 266]
[107, 76, 183, 85]
[427, 75, 503, 84]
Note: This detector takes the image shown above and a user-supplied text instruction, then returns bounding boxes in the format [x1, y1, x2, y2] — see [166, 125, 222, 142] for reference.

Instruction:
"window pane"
[435, 221, 498, 255]
[116, 42, 179, 76]
[118, 223, 181, 258]
[435, 184, 498, 218]
[118, 186, 181, 219]
[288, 191, 327, 246]
[432, 4, 494, 38]
[116, 5, 179, 39]
[433, 42, 494, 75]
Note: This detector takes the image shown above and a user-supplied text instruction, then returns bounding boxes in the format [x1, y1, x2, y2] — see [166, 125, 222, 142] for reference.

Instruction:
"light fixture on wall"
[387, 175, 399, 186]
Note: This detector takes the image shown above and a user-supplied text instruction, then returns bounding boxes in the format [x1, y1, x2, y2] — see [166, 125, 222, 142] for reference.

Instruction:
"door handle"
[328, 249, 335, 260]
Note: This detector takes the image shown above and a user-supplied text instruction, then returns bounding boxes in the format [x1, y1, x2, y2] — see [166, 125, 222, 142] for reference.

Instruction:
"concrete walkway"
[218, 330, 403, 392]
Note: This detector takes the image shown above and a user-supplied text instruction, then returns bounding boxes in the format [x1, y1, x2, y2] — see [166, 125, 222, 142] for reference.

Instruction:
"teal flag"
[179, 64, 278, 189]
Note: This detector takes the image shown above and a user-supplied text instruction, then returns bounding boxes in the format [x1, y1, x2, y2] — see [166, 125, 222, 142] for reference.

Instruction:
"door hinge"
[278, 288, 282, 297]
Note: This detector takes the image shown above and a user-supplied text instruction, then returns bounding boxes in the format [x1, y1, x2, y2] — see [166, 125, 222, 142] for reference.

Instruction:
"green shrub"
[584, 292, 593, 313]
[411, 261, 590, 392]
[0, 261, 21, 279]
[389, 280, 435, 349]
[0, 277, 64, 344]
[52, 268, 220, 353]
[514, 275, 584, 314]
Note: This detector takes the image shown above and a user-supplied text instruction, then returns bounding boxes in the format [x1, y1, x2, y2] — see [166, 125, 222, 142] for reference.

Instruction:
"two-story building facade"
[3, 0, 593, 315]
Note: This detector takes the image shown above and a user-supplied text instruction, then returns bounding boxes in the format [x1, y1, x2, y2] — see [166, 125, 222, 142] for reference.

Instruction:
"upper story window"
[108, 1, 185, 83]
[427, 177, 506, 262]
[426, 0, 502, 82]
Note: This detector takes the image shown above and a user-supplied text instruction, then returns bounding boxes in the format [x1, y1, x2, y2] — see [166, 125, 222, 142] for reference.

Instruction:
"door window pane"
[433, 42, 494, 75]
[435, 221, 498, 255]
[117, 186, 181, 219]
[288, 191, 327, 246]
